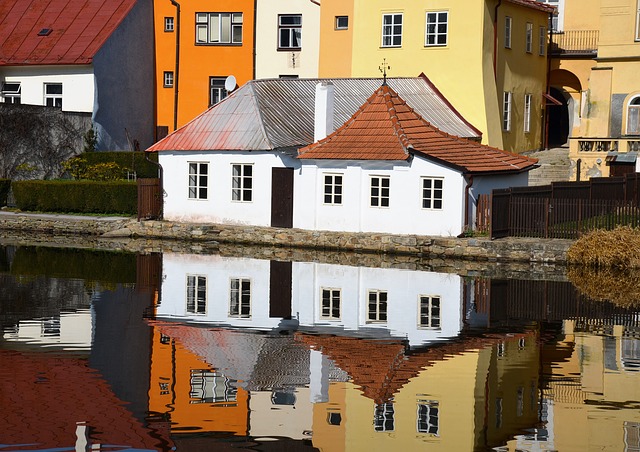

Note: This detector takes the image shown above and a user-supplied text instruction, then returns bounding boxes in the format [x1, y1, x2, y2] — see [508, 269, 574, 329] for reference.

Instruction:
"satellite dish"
[225, 75, 237, 92]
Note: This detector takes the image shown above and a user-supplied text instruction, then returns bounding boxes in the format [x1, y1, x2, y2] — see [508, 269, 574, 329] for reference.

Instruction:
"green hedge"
[12, 180, 137, 214]
[0, 179, 9, 206]
[81, 152, 159, 178]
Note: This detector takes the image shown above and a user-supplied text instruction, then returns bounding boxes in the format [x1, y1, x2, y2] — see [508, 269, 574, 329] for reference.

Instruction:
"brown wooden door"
[271, 167, 294, 228]
[137, 178, 162, 220]
[269, 260, 292, 318]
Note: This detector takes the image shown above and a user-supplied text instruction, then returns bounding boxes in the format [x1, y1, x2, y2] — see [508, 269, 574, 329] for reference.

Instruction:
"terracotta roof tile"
[506, 0, 556, 13]
[298, 85, 538, 175]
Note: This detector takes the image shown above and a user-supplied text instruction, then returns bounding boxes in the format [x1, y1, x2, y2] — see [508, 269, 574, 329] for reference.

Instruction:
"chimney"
[314, 81, 335, 142]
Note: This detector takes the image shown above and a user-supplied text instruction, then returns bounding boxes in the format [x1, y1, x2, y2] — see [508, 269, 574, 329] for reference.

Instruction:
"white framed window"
[525, 22, 533, 53]
[1, 82, 21, 104]
[418, 295, 441, 328]
[374, 403, 395, 432]
[381, 13, 403, 47]
[417, 400, 439, 435]
[335, 16, 348, 30]
[163, 71, 174, 88]
[209, 77, 227, 106]
[190, 369, 237, 403]
[186, 275, 207, 314]
[230, 278, 251, 318]
[505, 16, 512, 48]
[196, 12, 243, 44]
[367, 290, 388, 323]
[232, 164, 253, 202]
[278, 14, 302, 50]
[636, 0, 640, 40]
[524, 94, 532, 133]
[421, 177, 443, 210]
[323, 173, 343, 205]
[627, 96, 640, 134]
[321, 288, 341, 320]
[425, 11, 448, 47]
[370, 176, 390, 207]
[539, 26, 546, 55]
[44, 83, 62, 108]
[188, 162, 208, 200]
[503, 91, 512, 131]
[164, 17, 174, 32]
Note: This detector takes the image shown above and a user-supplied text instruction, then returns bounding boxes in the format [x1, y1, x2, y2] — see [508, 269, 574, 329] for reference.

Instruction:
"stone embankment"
[0, 212, 573, 264]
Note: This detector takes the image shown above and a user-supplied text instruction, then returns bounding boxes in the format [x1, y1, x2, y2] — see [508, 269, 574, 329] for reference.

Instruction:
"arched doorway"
[547, 87, 569, 146]
[547, 69, 582, 148]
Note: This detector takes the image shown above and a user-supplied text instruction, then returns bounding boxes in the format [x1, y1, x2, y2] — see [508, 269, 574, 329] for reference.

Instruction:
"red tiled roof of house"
[297, 85, 538, 175]
[506, 0, 556, 14]
[0, 0, 137, 65]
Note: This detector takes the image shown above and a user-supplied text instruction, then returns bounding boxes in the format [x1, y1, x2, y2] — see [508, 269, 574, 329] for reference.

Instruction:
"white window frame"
[381, 13, 403, 47]
[164, 16, 174, 32]
[323, 173, 343, 205]
[505, 16, 512, 49]
[425, 11, 448, 47]
[627, 96, 640, 134]
[196, 12, 243, 44]
[374, 403, 395, 432]
[524, 94, 532, 133]
[539, 26, 546, 55]
[278, 14, 302, 50]
[1, 82, 21, 104]
[370, 176, 390, 208]
[188, 162, 209, 200]
[418, 295, 441, 329]
[367, 290, 388, 323]
[335, 16, 348, 30]
[229, 277, 251, 318]
[421, 177, 443, 210]
[503, 91, 512, 131]
[163, 71, 174, 88]
[417, 400, 440, 436]
[636, 0, 640, 41]
[44, 83, 62, 108]
[231, 163, 253, 202]
[321, 288, 341, 320]
[186, 275, 207, 315]
[209, 77, 227, 106]
[525, 22, 533, 53]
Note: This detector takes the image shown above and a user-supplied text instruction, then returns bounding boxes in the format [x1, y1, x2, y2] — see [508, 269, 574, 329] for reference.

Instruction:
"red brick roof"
[0, 0, 137, 65]
[297, 85, 538, 175]
[507, 0, 556, 14]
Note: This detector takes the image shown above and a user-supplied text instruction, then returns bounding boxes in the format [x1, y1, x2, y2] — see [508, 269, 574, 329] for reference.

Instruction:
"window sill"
[380, 45, 402, 49]
[278, 47, 302, 52]
[195, 42, 243, 46]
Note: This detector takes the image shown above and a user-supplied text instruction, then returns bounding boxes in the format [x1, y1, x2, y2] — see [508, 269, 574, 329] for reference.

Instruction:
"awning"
[543, 92, 563, 106]
[605, 151, 637, 163]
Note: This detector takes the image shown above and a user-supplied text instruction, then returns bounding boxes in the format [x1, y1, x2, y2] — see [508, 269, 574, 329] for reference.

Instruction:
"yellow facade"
[318, 0, 551, 153]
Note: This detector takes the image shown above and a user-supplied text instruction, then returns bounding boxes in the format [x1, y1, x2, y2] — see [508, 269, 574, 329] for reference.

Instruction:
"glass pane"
[280, 29, 290, 47]
[232, 13, 243, 24]
[220, 14, 231, 42]
[291, 29, 301, 47]
[46, 84, 62, 94]
[196, 13, 207, 23]
[232, 24, 242, 43]
[196, 25, 207, 43]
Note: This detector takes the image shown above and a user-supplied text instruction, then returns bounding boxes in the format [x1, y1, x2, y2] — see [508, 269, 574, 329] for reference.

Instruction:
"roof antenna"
[379, 59, 391, 86]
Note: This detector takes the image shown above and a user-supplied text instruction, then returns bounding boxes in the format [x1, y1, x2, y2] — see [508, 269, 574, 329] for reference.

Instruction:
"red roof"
[297, 85, 538, 175]
[506, 0, 556, 13]
[0, 0, 137, 65]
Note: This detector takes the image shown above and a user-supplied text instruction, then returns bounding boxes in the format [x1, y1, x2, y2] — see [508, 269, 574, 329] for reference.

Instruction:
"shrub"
[0, 178, 10, 206]
[567, 226, 640, 269]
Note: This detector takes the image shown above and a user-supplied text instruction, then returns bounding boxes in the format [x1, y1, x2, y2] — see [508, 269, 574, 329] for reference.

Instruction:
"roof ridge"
[381, 86, 411, 155]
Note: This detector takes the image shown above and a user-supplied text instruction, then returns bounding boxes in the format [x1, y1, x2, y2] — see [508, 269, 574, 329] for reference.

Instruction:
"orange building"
[154, 0, 255, 137]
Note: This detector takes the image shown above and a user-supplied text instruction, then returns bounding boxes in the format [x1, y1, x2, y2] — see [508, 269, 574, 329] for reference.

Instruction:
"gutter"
[169, 0, 181, 132]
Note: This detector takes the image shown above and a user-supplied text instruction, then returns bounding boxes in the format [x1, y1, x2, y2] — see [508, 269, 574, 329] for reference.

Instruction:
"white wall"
[294, 156, 467, 236]
[255, 0, 321, 79]
[469, 172, 529, 228]
[158, 150, 298, 224]
[1, 65, 94, 112]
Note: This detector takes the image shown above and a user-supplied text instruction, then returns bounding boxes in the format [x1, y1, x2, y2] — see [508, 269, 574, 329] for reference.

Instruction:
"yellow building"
[318, 0, 554, 153]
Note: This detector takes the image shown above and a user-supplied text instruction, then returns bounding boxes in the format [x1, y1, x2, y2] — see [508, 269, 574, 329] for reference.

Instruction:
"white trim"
[381, 13, 403, 47]
[425, 11, 448, 47]
[502, 91, 512, 132]
[504, 16, 512, 49]
[524, 93, 532, 133]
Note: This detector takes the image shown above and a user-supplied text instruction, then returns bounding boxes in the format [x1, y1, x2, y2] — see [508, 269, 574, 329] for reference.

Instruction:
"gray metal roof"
[147, 76, 481, 153]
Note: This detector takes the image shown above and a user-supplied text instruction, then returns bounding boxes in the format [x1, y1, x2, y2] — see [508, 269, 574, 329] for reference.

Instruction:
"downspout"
[170, 0, 181, 132]
[493, 0, 502, 79]
[459, 175, 475, 237]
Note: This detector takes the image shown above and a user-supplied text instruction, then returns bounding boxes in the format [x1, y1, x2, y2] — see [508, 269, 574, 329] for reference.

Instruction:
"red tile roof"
[297, 85, 538, 175]
[0, 0, 137, 65]
[507, 0, 556, 14]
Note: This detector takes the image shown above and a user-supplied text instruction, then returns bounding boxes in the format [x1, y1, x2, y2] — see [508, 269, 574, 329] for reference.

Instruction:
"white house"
[0, 0, 155, 150]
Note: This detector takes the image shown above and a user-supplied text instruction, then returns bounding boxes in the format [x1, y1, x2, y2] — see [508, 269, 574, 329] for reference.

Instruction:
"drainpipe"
[169, 0, 181, 132]
[459, 175, 475, 237]
[493, 0, 502, 79]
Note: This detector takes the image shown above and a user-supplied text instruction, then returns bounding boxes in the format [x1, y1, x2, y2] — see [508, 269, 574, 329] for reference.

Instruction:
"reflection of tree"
[567, 266, 640, 307]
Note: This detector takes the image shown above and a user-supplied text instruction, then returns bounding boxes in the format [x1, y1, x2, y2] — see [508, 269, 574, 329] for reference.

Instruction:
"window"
[278, 14, 302, 50]
[196, 12, 243, 44]
[421, 177, 443, 210]
[503, 91, 512, 131]
[163, 71, 174, 88]
[187, 275, 206, 314]
[190, 369, 237, 403]
[370, 176, 390, 207]
[374, 403, 395, 432]
[335, 16, 348, 30]
[164, 17, 174, 32]
[504, 16, 512, 48]
[636, 0, 640, 40]
[381, 13, 403, 47]
[327, 411, 342, 425]
[231, 164, 252, 202]
[367, 290, 388, 323]
[1, 82, 21, 104]
[209, 77, 228, 106]
[323, 174, 343, 205]
[524, 94, 532, 133]
[321, 288, 341, 319]
[539, 26, 546, 55]
[526, 22, 533, 53]
[425, 11, 448, 46]
[230, 278, 251, 318]
[419, 295, 441, 328]
[188, 162, 208, 199]
[44, 83, 62, 108]
[628, 97, 640, 134]
[417, 400, 439, 435]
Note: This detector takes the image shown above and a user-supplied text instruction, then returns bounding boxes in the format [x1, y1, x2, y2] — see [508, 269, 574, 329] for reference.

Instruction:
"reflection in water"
[0, 243, 639, 451]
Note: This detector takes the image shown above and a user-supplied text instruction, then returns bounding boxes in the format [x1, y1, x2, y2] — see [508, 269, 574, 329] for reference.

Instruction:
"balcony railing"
[549, 30, 599, 56]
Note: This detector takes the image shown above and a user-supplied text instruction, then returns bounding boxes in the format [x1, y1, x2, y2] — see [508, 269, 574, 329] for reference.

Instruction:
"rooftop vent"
[38, 28, 52, 36]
